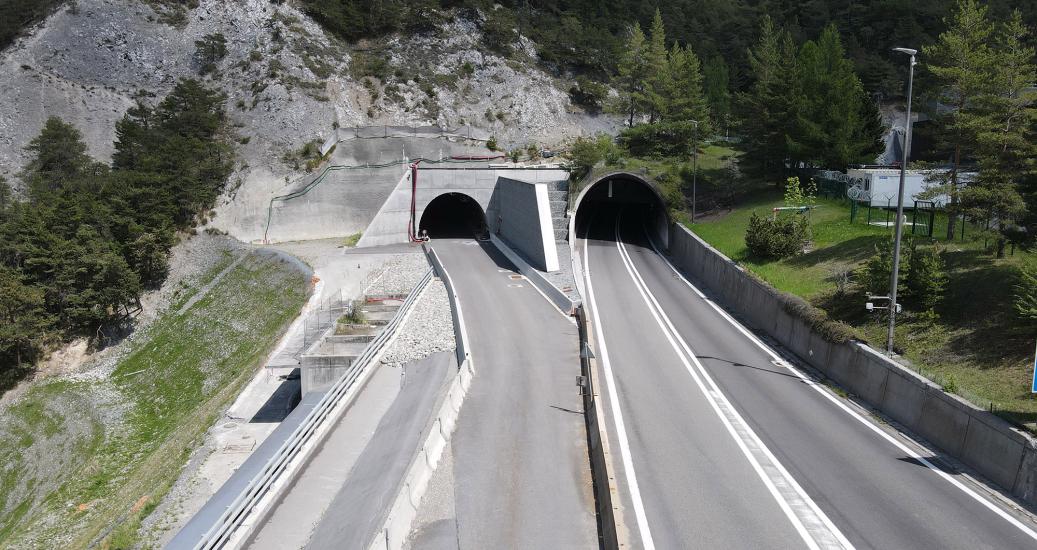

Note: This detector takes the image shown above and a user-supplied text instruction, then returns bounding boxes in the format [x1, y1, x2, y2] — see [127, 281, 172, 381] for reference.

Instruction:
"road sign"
[1032, 340, 1037, 393]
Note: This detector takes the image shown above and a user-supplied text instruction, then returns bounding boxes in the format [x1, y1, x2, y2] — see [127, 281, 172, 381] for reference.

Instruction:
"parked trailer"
[845, 167, 971, 208]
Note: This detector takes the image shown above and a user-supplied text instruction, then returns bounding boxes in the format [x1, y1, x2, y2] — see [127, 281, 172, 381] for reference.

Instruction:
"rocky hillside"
[0, 0, 614, 235]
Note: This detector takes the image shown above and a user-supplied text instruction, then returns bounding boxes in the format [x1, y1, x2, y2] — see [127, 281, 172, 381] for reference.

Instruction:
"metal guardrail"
[187, 268, 434, 550]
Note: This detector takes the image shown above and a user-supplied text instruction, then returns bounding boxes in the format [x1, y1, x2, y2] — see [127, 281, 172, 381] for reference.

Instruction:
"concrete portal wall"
[496, 177, 560, 272]
[668, 222, 1037, 508]
[358, 168, 569, 248]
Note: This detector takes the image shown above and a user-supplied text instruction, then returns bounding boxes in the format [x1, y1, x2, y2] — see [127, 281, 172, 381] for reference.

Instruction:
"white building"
[845, 167, 972, 208]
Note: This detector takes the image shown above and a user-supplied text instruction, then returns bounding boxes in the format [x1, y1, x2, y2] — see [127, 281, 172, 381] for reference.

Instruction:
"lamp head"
[892, 47, 917, 56]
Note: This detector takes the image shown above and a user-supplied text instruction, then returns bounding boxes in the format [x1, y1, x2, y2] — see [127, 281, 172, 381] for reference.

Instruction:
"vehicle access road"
[580, 207, 1037, 549]
[431, 239, 596, 549]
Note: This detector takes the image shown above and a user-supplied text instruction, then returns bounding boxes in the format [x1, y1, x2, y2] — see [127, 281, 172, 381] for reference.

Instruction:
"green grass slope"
[0, 251, 309, 549]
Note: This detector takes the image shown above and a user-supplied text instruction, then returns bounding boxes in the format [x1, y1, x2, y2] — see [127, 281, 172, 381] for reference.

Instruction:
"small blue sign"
[1032, 341, 1037, 393]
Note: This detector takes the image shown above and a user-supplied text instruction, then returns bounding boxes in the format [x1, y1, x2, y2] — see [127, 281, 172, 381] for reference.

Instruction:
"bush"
[569, 76, 608, 112]
[486, 135, 498, 151]
[194, 33, 228, 75]
[905, 241, 946, 312]
[564, 136, 603, 180]
[745, 212, 809, 259]
[1013, 266, 1037, 323]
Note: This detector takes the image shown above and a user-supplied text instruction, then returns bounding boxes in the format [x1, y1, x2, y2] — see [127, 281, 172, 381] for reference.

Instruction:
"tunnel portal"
[573, 174, 670, 247]
[419, 192, 488, 239]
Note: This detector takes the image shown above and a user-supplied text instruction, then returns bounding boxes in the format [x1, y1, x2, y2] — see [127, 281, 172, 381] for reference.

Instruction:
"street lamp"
[690, 119, 699, 222]
[886, 47, 917, 356]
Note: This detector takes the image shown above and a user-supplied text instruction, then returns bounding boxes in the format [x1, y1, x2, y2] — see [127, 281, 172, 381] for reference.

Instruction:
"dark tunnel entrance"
[573, 174, 670, 248]
[419, 192, 488, 239]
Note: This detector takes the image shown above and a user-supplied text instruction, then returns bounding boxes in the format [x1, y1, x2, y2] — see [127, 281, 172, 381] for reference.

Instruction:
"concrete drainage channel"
[168, 268, 434, 550]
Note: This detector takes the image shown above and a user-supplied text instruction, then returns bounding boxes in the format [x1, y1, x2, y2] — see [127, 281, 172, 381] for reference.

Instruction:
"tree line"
[0, 79, 233, 373]
[922, 0, 1036, 256]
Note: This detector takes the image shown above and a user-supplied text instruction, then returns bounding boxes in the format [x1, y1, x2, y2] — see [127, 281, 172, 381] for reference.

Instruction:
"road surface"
[420, 239, 596, 549]
[580, 206, 1037, 549]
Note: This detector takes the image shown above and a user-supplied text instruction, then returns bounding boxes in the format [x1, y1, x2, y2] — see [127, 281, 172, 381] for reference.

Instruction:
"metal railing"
[188, 268, 434, 549]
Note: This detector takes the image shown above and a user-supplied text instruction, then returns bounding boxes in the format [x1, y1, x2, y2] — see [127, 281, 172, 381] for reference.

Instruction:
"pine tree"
[737, 16, 799, 181]
[965, 10, 1036, 258]
[22, 117, 92, 196]
[645, 9, 670, 123]
[794, 25, 883, 168]
[614, 23, 649, 126]
[0, 267, 51, 368]
[702, 55, 731, 133]
[664, 43, 711, 129]
[922, 0, 998, 240]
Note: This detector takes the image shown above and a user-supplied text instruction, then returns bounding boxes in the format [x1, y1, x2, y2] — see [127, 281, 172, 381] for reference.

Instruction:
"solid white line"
[614, 214, 851, 550]
[643, 225, 1037, 542]
[582, 222, 657, 550]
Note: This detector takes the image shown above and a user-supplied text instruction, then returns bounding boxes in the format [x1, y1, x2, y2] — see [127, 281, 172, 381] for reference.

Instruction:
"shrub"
[745, 212, 809, 259]
[783, 176, 816, 207]
[1013, 266, 1037, 323]
[509, 149, 521, 163]
[194, 33, 228, 75]
[905, 241, 946, 312]
[569, 76, 608, 112]
[564, 136, 603, 180]
[486, 136, 499, 151]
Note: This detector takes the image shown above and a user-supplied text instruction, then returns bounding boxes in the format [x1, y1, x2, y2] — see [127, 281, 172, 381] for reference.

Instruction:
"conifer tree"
[614, 23, 650, 126]
[737, 16, 799, 180]
[964, 10, 1036, 258]
[645, 9, 670, 123]
[922, 0, 997, 240]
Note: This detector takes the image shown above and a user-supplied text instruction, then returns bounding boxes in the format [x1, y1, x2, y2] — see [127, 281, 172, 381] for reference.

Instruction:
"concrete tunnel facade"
[571, 171, 671, 249]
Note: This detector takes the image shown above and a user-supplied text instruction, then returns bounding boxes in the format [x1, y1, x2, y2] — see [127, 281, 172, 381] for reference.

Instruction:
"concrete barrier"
[575, 305, 621, 550]
[372, 246, 475, 550]
[489, 234, 580, 315]
[668, 222, 1037, 509]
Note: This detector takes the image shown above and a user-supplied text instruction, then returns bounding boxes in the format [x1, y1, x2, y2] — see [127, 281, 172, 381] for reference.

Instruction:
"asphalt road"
[580, 207, 1037, 549]
[305, 352, 451, 549]
[432, 239, 597, 549]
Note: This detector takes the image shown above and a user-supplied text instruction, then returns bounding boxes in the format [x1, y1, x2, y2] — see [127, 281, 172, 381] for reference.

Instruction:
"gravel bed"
[365, 252, 433, 296]
[380, 280, 455, 370]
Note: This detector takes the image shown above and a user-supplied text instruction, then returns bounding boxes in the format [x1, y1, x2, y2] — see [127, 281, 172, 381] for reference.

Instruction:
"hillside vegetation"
[0, 78, 233, 381]
[0, 250, 308, 549]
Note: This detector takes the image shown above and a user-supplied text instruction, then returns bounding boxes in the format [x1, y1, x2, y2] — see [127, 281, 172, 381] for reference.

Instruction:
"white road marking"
[582, 223, 657, 550]
[614, 213, 852, 550]
[642, 224, 1037, 542]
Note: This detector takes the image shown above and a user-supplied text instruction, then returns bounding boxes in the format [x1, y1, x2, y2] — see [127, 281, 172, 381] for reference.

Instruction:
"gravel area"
[366, 252, 433, 296]
[380, 280, 455, 370]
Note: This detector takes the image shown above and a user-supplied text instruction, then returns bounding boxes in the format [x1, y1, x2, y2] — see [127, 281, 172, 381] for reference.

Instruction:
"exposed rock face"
[0, 0, 616, 217]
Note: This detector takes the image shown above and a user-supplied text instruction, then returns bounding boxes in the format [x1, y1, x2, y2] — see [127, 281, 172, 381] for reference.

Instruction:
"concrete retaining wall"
[496, 177, 559, 272]
[668, 222, 1037, 509]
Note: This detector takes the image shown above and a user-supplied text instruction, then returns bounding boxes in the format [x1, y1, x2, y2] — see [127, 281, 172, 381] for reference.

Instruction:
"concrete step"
[326, 333, 376, 344]
[316, 339, 368, 357]
[361, 303, 401, 313]
[363, 310, 398, 324]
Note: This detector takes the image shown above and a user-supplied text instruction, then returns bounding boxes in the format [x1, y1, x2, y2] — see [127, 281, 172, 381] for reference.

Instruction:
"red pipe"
[407, 160, 425, 242]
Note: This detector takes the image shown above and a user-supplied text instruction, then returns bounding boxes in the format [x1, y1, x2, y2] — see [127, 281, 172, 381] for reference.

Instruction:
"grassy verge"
[689, 190, 1037, 427]
[0, 252, 309, 548]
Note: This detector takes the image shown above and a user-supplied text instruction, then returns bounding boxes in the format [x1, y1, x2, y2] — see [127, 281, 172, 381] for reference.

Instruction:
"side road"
[409, 239, 597, 549]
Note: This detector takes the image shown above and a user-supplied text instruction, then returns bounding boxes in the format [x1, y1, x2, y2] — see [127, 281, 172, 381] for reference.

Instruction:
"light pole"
[690, 119, 699, 222]
[887, 47, 917, 356]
